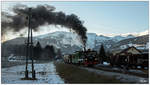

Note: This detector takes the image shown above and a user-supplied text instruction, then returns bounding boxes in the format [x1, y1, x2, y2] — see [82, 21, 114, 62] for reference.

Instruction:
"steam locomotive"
[63, 49, 99, 66]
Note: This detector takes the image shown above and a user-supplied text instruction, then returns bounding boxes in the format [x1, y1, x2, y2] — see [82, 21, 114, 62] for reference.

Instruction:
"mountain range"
[2, 31, 149, 55]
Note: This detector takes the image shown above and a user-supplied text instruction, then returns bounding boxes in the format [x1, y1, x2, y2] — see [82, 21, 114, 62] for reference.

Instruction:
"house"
[112, 46, 148, 68]
[116, 46, 142, 56]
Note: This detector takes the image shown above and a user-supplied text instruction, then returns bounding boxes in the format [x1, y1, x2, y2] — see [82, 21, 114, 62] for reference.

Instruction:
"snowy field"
[80, 67, 148, 83]
[1, 62, 64, 84]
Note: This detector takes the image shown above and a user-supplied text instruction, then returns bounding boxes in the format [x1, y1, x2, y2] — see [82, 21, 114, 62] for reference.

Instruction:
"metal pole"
[28, 8, 36, 79]
[24, 9, 31, 79]
[31, 22, 35, 79]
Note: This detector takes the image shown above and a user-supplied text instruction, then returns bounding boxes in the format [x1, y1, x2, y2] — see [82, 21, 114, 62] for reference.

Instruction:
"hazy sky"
[2, 1, 149, 37]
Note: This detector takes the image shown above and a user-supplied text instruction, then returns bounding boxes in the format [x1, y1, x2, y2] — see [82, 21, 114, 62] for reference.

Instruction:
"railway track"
[79, 65, 148, 83]
[84, 65, 148, 78]
[68, 63, 148, 78]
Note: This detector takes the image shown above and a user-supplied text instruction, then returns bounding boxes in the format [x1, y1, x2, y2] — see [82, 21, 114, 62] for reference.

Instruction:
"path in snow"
[80, 67, 148, 83]
[1, 62, 64, 84]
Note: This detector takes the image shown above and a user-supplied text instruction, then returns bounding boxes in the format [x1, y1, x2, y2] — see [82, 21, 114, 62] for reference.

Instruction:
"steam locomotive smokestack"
[2, 4, 87, 46]
[84, 47, 86, 51]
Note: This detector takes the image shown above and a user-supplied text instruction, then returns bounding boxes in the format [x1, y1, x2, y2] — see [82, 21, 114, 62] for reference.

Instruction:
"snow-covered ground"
[2, 62, 64, 84]
[80, 67, 148, 83]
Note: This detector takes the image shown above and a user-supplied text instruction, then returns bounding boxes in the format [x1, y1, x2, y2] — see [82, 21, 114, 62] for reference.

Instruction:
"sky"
[2, 1, 149, 38]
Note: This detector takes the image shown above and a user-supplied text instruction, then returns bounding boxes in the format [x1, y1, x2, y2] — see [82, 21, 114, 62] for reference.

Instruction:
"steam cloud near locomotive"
[2, 4, 87, 47]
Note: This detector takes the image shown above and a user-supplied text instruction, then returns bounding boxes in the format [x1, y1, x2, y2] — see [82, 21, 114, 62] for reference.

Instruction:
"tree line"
[33, 41, 62, 60]
[2, 41, 62, 61]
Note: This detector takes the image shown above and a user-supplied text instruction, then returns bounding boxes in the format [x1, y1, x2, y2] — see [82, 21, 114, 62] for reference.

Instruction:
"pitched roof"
[118, 46, 142, 55]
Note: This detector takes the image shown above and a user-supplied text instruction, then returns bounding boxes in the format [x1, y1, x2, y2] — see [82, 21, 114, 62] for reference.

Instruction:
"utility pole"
[24, 8, 31, 79]
[29, 8, 36, 79]
[23, 8, 36, 80]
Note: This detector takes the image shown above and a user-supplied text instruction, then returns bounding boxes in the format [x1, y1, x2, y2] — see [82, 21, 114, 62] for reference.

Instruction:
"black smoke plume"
[2, 4, 87, 46]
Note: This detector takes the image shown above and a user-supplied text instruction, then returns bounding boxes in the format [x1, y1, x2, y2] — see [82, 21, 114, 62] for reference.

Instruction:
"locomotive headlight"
[95, 58, 97, 60]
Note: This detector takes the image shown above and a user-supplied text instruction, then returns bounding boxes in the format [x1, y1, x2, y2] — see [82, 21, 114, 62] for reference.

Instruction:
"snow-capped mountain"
[119, 30, 149, 37]
[110, 34, 149, 51]
[35, 31, 83, 48]
[33, 31, 136, 50]
[2, 31, 148, 55]
[110, 34, 135, 42]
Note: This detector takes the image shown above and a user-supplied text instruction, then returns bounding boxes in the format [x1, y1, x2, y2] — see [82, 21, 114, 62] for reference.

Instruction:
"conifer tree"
[34, 41, 42, 59]
[44, 45, 56, 60]
[57, 49, 62, 59]
[99, 44, 106, 64]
